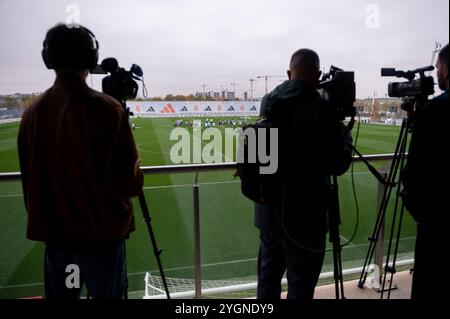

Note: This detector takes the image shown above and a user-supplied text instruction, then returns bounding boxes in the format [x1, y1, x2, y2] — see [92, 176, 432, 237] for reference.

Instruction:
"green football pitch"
[0, 117, 416, 298]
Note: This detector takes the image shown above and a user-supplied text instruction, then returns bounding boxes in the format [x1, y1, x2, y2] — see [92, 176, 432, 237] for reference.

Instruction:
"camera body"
[318, 66, 356, 120]
[91, 58, 144, 115]
[381, 66, 435, 112]
[387, 77, 434, 98]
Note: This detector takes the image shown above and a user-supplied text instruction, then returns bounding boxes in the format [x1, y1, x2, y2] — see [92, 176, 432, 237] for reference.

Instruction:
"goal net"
[143, 273, 256, 299]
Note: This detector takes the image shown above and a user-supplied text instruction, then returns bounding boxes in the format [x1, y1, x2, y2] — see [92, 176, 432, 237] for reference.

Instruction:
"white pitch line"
[0, 258, 258, 290]
[0, 172, 376, 198]
[341, 236, 417, 250]
[0, 237, 417, 290]
[143, 257, 259, 275]
[198, 136, 235, 163]
[340, 234, 355, 247]
[136, 140, 172, 156]
[0, 181, 241, 198]
[143, 180, 239, 190]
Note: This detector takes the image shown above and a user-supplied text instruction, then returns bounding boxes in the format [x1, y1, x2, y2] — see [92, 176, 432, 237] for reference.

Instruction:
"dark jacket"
[402, 90, 449, 225]
[255, 79, 352, 241]
[17, 72, 143, 250]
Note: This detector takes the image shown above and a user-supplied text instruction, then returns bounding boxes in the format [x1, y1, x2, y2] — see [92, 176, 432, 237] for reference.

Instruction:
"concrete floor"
[279, 270, 413, 299]
[315, 270, 413, 299]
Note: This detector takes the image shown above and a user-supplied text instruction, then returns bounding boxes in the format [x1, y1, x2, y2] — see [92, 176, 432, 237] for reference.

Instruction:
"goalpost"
[143, 273, 256, 299]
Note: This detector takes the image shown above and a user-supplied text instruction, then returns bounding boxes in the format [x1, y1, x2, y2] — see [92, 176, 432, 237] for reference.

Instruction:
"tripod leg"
[124, 243, 128, 299]
[337, 248, 345, 298]
[138, 192, 171, 299]
[386, 204, 406, 299]
[380, 129, 409, 299]
[329, 175, 345, 299]
[332, 242, 340, 299]
[358, 119, 408, 288]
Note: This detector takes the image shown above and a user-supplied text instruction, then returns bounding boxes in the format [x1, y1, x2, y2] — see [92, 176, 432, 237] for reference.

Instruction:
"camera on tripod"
[318, 65, 356, 120]
[381, 66, 435, 112]
[91, 57, 146, 116]
[91, 57, 168, 298]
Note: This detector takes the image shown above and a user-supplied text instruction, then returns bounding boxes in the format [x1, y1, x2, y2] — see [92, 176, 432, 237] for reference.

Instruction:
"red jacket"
[18, 72, 143, 250]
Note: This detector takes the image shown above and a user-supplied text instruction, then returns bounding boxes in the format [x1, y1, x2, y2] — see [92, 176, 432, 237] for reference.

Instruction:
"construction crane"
[230, 82, 241, 93]
[256, 75, 286, 94]
[431, 41, 442, 66]
[229, 82, 241, 100]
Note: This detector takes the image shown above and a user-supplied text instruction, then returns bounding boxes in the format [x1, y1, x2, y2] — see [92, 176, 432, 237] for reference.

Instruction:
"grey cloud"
[0, 0, 448, 98]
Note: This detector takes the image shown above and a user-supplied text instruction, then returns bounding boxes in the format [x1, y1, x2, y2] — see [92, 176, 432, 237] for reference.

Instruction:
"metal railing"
[0, 154, 398, 180]
[0, 153, 412, 298]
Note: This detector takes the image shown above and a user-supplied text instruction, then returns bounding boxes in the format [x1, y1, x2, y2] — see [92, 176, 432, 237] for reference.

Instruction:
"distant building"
[195, 92, 215, 99]
[354, 97, 405, 124]
[226, 91, 235, 100]
[195, 90, 234, 101]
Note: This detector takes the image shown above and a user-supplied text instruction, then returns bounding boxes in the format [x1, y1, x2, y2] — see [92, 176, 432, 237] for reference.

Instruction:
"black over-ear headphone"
[42, 26, 99, 70]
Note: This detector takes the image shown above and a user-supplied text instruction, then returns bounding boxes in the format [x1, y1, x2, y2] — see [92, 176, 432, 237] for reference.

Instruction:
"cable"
[279, 113, 361, 252]
[141, 76, 148, 99]
[280, 115, 361, 252]
[280, 180, 326, 253]
[340, 112, 361, 248]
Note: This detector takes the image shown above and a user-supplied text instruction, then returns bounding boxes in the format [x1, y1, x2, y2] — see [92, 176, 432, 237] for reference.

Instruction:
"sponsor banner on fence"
[126, 101, 261, 117]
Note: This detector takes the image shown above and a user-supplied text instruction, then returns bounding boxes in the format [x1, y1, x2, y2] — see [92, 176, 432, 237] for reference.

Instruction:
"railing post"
[374, 168, 389, 289]
[193, 172, 202, 298]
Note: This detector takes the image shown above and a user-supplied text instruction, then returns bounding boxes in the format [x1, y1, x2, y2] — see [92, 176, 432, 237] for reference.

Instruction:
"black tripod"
[138, 191, 171, 299]
[328, 175, 345, 299]
[120, 101, 171, 299]
[356, 118, 411, 298]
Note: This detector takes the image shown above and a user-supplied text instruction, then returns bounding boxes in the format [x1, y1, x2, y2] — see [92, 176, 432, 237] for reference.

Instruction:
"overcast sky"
[0, 0, 448, 99]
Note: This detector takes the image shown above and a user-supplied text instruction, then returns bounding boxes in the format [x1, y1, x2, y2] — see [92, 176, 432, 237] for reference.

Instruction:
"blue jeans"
[257, 231, 325, 300]
[44, 241, 126, 299]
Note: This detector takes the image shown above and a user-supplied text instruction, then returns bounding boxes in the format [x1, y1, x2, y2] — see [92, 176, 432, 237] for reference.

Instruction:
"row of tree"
[135, 94, 243, 101]
[0, 94, 42, 109]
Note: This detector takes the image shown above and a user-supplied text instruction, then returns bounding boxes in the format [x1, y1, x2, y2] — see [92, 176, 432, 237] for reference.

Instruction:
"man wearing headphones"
[17, 24, 143, 299]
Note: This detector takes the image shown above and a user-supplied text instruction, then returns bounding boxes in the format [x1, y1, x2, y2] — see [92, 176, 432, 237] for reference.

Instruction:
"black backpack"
[234, 118, 278, 203]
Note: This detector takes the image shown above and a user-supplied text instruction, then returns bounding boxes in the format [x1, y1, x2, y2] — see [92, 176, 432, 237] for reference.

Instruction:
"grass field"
[0, 117, 416, 298]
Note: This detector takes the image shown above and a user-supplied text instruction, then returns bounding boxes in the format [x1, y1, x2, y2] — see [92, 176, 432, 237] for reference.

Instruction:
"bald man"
[402, 43, 449, 299]
[255, 49, 352, 299]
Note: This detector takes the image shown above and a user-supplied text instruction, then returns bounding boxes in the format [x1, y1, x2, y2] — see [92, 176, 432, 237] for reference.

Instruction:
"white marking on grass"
[0, 282, 44, 289]
[136, 130, 236, 163]
[0, 236, 417, 290]
[145, 257, 258, 274]
[342, 236, 416, 250]
[0, 181, 240, 198]
[136, 141, 171, 156]
[340, 234, 355, 246]
[0, 172, 389, 198]
[0, 258, 258, 290]
[142, 180, 239, 190]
